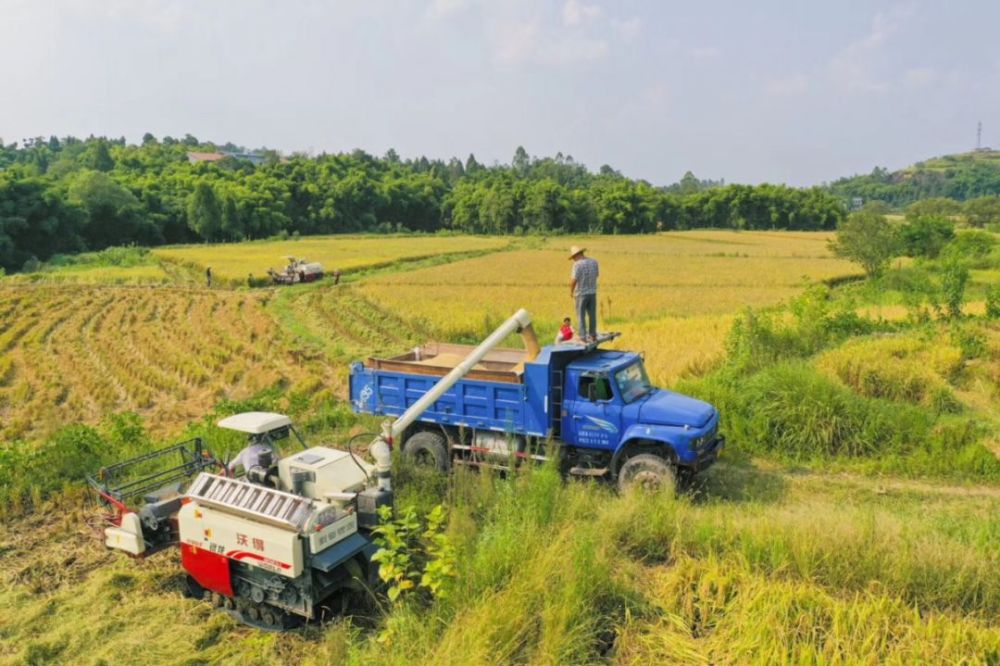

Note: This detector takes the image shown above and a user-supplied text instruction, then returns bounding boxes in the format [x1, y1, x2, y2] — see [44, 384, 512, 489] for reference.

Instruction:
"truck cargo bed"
[365, 342, 528, 384]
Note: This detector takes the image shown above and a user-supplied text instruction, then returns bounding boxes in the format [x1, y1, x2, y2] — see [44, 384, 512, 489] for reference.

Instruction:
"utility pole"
[977, 121, 982, 151]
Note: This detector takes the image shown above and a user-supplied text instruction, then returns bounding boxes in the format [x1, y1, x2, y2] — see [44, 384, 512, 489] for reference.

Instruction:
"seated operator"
[228, 435, 275, 477]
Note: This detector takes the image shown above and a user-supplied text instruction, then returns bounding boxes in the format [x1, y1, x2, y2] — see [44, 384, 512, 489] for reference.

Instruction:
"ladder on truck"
[549, 369, 563, 439]
[186, 473, 314, 532]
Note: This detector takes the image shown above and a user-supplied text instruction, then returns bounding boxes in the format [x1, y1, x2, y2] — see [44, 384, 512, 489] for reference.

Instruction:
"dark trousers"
[576, 293, 597, 339]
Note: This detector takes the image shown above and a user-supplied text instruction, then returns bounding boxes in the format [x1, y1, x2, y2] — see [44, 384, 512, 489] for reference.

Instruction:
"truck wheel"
[403, 431, 450, 472]
[617, 454, 676, 494]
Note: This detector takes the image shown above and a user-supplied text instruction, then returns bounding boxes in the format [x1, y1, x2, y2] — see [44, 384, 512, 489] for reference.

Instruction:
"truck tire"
[617, 454, 676, 494]
[403, 431, 450, 472]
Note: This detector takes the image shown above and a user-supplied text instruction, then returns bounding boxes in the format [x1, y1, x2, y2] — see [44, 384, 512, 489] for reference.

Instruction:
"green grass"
[2, 461, 997, 665]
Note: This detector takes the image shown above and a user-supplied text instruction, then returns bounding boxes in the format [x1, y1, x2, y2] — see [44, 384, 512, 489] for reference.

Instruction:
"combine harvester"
[87, 310, 538, 629]
[267, 256, 324, 285]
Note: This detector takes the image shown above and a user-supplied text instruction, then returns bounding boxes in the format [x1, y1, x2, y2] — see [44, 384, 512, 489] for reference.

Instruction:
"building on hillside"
[187, 151, 226, 164]
[186, 151, 267, 166]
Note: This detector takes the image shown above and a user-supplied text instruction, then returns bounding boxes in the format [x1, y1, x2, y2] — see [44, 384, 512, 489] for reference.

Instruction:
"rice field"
[0, 230, 996, 664]
[3, 263, 171, 286]
[153, 234, 510, 284]
[356, 231, 858, 384]
[0, 285, 336, 443]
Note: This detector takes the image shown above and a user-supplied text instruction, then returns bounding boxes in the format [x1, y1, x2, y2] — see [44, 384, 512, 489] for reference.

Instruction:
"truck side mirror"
[587, 384, 597, 402]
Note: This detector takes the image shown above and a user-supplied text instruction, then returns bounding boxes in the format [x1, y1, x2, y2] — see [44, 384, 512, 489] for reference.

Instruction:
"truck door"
[563, 371, 622, 450]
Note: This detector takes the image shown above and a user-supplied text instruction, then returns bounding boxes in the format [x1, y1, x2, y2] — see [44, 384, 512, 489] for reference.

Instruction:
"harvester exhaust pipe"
[371, 309, 535, 492]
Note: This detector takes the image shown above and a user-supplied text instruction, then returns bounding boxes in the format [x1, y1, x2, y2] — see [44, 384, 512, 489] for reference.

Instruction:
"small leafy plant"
[371, 504, 456, 605]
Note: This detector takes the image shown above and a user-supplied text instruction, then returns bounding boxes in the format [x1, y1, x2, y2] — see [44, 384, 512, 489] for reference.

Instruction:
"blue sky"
[1, 0, 998, 185]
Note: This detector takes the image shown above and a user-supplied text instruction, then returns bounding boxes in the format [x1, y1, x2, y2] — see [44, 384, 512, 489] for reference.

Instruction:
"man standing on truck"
[569, 246, 599, 342]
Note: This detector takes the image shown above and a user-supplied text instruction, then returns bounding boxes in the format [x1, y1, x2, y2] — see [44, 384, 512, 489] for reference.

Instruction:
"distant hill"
[828, 149, 1000, 207]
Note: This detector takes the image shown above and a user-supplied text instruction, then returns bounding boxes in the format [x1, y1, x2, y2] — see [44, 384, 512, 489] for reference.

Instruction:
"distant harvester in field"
[267, 256, 324, 285]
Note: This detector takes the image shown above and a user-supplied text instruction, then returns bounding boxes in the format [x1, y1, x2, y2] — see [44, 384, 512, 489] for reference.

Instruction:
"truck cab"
[560, 350, 722, 480]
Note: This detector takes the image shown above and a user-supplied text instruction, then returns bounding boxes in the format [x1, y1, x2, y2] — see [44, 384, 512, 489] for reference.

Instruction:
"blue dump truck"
[349, 316, 723, 490]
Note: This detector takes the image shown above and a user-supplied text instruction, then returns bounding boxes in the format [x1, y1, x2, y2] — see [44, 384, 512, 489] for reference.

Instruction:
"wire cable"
[346, 432, 377, 484]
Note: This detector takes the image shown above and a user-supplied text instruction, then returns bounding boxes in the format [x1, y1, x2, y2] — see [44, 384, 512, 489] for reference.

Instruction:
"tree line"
[0, 135, 847, 272]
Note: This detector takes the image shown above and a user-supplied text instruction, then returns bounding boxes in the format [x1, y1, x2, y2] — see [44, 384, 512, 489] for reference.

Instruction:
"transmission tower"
[977, 121, 982, 151]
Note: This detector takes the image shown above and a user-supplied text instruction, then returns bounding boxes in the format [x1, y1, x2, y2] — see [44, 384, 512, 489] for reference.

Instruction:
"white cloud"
[562, 0, 602, 27]
[613, 17, 642, 42]
[492, 19, 541, 65]
[492, 17, 608, 66]
[490, 2, 635, 67]
[427, 0, 468, 19]
[902, 66, 937, 89]
[828, 7, 912, 94]
[689, 46, 721, 60]
[70, 0, 185, 34]
[763, 73, 810, 96]
[541, 37, 608, 65]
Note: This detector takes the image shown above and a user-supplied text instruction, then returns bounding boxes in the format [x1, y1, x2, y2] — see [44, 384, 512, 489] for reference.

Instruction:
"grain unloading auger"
[87, 309, 536, 629]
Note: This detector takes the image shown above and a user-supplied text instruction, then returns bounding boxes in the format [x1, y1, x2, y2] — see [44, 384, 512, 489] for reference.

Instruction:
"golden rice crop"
[0, 285, 336, 443]
[357, 231, 858, 387]
[3, 264, 171, 286]
[153, 234, 509, 283]
[360, 232, 857, 334]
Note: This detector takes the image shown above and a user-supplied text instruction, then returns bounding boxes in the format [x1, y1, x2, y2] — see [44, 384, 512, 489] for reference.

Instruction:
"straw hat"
[568, 245, 586, 259]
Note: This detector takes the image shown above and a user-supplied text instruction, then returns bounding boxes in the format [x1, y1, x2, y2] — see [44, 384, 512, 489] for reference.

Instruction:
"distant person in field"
[206, 266, 212, 288]
[555, 317, 574, 343]
[569, 246, 599, 342]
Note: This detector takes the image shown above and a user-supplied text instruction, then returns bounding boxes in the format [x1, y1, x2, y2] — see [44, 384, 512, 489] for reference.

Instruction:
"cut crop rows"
[0, 286, 336, 443]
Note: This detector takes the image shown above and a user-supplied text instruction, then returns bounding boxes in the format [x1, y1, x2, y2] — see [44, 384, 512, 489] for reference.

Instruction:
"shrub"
[943, 229, 996, 262]
[962, 195, 1000, 227]
[829, 210, 899, 278]
[898, 216, 955, 258]
[725, 288, 879, 374]
[986, 284, 1000, 319]
[904, 197, 961, 220]
[371, 504, 457, 604]
[940, 258, 970, 318]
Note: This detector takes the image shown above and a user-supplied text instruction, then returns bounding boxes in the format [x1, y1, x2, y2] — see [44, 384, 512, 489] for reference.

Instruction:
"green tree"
[83, 139, 115, 172]
[898, 216, 955, 258]
[68, 170, 156, 248]
[187, 181, 223, 241]
[861, 200, 892, 215]
[904, 197, 961, 220]
[963, 196, 1000, 227]
[829, 210, 899, 278]
[0, 175, 86, 271]
[512, 146, 530, 174]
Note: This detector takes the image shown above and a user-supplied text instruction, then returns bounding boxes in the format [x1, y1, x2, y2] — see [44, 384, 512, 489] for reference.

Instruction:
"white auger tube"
[369, 308, 535, 492]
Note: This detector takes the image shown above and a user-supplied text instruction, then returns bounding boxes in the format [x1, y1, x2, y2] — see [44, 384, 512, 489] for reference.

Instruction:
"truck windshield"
[615, 362, 653, 403]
